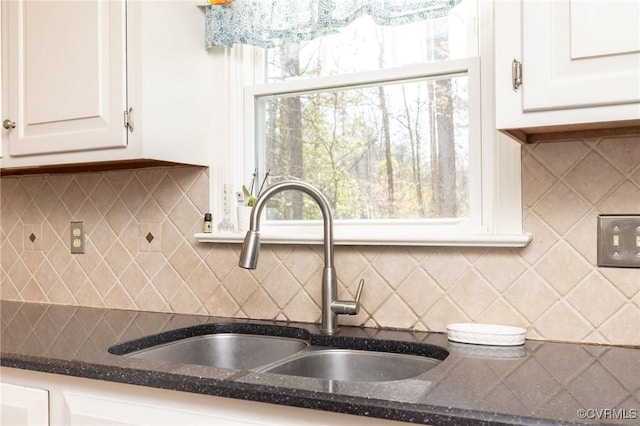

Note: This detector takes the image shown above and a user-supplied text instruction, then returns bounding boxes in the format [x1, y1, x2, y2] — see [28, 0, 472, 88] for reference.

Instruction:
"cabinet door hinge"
[512, 59, 522, 92]
[124, 108, 134, 132]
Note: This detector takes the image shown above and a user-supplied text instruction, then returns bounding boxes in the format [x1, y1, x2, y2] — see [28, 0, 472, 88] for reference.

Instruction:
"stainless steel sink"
[128, 333, 308, 370]
[258, 348, 441, 382]
[113, 325, 448, 383]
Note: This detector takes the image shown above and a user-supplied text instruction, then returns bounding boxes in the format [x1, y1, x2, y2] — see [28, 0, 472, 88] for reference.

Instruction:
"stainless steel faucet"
[238, 180, 364, 335]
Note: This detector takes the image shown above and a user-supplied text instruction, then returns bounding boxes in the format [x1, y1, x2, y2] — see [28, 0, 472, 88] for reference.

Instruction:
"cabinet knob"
[2, 119, 16, 130]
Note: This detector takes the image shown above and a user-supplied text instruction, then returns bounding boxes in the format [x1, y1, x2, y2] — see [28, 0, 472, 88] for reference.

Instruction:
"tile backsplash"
[1, 136, 639, 345]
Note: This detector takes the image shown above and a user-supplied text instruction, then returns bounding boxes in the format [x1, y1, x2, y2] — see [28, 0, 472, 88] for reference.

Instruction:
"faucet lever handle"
[355, 278, 364, 303]
[331, 279, 365, 316]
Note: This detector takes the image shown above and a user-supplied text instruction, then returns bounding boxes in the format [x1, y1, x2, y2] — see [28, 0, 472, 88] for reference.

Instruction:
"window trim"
[197, 0, 532, 247]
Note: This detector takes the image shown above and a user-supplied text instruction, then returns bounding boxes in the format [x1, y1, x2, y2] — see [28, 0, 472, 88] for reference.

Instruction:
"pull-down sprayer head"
[239, 231, 261, 269]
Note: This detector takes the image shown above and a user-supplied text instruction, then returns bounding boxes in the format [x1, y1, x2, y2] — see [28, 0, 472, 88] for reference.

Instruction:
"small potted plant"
[242, 184, 256, 207]
[237, 170, 269, 232]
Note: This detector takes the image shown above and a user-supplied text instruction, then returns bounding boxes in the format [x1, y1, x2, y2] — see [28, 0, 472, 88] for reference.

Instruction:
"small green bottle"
[203, 213, 213, 233]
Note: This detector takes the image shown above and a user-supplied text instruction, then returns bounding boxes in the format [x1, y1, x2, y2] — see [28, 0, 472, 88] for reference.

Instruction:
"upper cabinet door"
[1, 0, 5, 159]
[495, 0, 640, 140]
[5, 0, 127, 156]
[522, 0, 640, 112]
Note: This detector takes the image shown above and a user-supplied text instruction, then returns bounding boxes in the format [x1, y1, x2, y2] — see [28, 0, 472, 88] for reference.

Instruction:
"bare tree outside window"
[258, 6, 470, 222]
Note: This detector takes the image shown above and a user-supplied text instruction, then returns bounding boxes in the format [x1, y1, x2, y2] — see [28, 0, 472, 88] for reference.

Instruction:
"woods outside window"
[206, 0, 530, 246]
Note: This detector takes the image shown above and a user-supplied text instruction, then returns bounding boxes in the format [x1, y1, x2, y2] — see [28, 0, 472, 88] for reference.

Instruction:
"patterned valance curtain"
[205, 0, 462, 48]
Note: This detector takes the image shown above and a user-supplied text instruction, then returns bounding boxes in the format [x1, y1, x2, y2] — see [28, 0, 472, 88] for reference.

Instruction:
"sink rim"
[108, 322, 311, 356]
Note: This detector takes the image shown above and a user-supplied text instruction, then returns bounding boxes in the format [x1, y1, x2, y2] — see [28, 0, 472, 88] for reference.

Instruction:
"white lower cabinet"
[0, 382, 49, 426]
[62, 391, 267, 426]
[1, 367, 408, 426]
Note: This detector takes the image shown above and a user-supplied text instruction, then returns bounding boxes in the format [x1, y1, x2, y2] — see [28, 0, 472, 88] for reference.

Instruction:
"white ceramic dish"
[448, 342, 527, 359]
[447, 323, 526, 346]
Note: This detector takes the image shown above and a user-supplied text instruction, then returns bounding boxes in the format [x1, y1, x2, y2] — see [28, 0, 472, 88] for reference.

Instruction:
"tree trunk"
[428, 79, 439, 216]
[378, 86, 394, 217]
[402, 85, 425, 217]
[283, 41, 304, 219]
[426, 21, 456, 217]
[435, 78, 456, 217]
[377, 30, 394, 217]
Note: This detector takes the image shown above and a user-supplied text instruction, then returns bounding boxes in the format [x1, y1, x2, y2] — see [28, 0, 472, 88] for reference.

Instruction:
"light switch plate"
[597, 215, 640, 268]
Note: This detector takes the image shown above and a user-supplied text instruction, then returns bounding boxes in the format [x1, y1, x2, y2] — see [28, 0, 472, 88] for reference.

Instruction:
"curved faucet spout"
[239, 180, 333, 269]
[238, 180, 362, 335]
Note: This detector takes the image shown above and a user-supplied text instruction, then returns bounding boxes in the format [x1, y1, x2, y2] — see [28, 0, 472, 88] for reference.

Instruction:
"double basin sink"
[109, 323, 448, 383]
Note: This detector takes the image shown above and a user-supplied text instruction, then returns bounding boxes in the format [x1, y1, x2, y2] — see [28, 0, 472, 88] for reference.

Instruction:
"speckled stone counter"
[1, 301, 638, 425]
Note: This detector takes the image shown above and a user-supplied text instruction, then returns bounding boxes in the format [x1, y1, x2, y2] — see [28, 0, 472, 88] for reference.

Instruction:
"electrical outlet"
[70, 222, 85, 254]
[597, 215, 640, 268]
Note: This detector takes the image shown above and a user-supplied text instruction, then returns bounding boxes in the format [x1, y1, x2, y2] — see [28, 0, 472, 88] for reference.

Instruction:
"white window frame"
[197, 0, 531, 247]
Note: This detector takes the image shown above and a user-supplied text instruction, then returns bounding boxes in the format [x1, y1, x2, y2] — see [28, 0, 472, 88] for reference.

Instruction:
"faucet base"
[319, 327, 339, 336]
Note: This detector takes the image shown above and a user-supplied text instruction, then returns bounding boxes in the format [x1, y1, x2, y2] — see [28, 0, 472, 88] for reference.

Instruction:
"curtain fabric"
[205, 0, 461, 48]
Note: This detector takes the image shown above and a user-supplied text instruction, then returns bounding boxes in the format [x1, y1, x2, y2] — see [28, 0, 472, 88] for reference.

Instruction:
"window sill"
[194, 232, 532, 247]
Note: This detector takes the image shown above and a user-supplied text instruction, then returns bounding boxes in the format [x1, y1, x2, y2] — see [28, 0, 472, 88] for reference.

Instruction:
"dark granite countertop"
[1, 301, 638, 425]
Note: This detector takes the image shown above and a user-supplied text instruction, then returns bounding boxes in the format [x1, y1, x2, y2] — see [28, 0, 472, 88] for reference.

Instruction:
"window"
[249, 59, 480, 226]
[203, 0, 530, 247]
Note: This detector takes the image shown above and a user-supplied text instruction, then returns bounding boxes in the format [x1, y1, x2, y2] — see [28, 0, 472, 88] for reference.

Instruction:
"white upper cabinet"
[4, 1, 127, 156]
[1, 0, 6, 159]
[495, 0, 640, 142]
[1, 0, 213, 171]
[522, 0, 639, 111]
